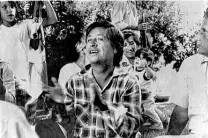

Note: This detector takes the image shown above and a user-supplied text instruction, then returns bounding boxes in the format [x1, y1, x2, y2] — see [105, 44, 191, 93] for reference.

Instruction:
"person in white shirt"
[0, 1, 57, 106]
[167, 9, 208, 138]
[58, 38, 86, 93]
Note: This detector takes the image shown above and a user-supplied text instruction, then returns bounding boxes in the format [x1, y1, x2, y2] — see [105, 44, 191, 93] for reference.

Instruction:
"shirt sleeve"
[2, 63, 15, 103]
[111, 1, 128, 30]
[64, 78, 75, 113]
[101, 78, 141, 137]
[170, 59, 189, 108]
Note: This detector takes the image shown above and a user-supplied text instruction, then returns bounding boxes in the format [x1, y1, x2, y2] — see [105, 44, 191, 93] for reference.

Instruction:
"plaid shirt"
[65, 66, 141, 138]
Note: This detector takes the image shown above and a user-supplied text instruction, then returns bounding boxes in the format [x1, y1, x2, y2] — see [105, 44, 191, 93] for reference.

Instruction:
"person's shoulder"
[67, 70, 85, 82]
[16, 19, 30, 25]
[181, 54, 202, 68]
[60, 63, 76, 71]
[183, 54, 201, 62]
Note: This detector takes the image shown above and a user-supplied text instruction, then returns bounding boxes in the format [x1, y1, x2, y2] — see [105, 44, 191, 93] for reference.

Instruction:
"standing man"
[46, 21, 142, 138]
[167, 9, 208, 137]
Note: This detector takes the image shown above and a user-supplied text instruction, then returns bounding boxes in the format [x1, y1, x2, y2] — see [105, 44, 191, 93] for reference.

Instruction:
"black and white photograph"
[0, 0, 207, 138]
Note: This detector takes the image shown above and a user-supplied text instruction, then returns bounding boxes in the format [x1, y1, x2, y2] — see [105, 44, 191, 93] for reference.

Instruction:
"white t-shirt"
[171, 54, 208, 137]
[58, 62, 81, 92]
[0, 19, 40, 93]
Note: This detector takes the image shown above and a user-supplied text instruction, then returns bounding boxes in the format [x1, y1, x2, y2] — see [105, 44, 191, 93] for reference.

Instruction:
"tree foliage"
[15, 1, 202, 81]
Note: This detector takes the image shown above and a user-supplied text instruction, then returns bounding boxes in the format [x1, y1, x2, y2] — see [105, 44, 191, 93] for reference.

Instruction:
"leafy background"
[17, 1, 206, 86]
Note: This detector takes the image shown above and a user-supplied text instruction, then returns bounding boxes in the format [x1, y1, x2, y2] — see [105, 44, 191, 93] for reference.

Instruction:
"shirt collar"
[86, 65, 128, 78]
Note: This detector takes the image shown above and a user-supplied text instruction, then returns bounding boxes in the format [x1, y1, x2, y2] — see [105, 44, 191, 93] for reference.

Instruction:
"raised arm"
[33, 1, 58, 27]
[43, 0, 58, 26]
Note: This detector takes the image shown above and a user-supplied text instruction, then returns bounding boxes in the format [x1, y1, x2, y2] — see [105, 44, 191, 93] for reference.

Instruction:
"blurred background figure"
[0, 101, 39, 138]
[0, 61, 15, 103]
[111, 0, 147, 33]
[58, 36, 86, 93]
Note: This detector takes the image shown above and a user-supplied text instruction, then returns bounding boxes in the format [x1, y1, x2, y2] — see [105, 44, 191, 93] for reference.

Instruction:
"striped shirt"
[64, 66, 141, 138]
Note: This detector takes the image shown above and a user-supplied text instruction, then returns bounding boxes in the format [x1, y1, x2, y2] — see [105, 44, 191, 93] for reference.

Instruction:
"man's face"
[199, 18, 208, 56]
[86, 27, 115, 65]
[0, 1, 16, 25]
[124, 36, 137, 59]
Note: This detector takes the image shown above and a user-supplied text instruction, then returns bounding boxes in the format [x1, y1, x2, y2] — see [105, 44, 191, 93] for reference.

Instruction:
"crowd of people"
[0, 1, 208, 138]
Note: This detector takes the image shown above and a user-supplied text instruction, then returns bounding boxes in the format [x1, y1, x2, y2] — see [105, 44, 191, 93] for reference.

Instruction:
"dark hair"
[135, 49, 154, 65]
[0, 1, 24, 24]
[64, 34, 81, 63]
[85, 21, 124, 66]
[123, 30, 140, 46]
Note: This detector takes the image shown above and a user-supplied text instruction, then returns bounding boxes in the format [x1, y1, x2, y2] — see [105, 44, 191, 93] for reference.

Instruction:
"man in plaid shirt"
[47, 21, 142, 138]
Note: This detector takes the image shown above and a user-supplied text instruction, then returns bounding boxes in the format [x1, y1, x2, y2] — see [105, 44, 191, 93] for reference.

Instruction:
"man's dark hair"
[85, 21, 124, 67]
[123, 30, 140, 46]
[64, 34, 81, 63]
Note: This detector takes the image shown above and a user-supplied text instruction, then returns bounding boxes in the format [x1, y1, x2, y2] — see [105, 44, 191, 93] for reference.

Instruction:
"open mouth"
[90, 50, 98, 54]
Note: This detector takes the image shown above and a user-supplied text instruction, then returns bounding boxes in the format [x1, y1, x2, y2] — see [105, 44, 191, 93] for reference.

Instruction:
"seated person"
[165, 9, 208, 138]
[135, 49, 168, 129]
[121, 30, 168, 130]
[45, 20, 142, 138]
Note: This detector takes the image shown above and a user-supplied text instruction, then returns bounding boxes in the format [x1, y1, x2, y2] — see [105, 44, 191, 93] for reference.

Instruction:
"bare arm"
[43, 0, 58, 26]
[144, 66, 155, 79]
[33, 1, 58, 26]
[167, 105, 189, 135]
[121, 23, 147, 31]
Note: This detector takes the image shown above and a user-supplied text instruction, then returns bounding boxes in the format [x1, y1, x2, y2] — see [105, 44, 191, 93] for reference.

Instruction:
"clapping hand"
[43, 77, 65, 104]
